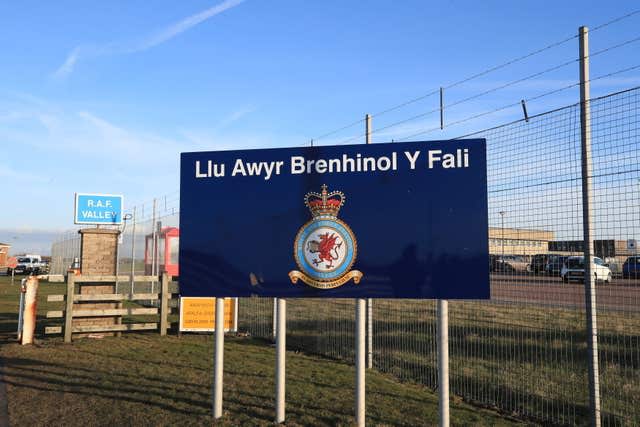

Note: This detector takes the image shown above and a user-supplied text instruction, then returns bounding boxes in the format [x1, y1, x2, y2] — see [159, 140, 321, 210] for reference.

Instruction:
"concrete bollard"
[21, 275, 39, 345]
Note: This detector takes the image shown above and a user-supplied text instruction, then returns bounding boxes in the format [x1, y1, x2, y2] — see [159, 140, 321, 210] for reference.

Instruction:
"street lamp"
[499, 211, 506, 270]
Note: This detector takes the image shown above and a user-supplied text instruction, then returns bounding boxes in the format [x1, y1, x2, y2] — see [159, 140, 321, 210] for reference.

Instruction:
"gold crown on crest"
[304, 184, 345, 218]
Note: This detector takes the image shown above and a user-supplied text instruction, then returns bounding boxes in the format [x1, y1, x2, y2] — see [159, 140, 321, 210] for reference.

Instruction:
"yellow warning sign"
[179, 297, 236, 332]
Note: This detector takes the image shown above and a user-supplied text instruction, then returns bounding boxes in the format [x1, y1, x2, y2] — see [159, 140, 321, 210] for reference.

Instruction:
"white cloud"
[52, 0, 245, 78]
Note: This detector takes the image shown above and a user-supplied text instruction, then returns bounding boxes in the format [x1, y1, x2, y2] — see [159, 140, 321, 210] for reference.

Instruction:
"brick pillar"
[76, 228, 121, 337]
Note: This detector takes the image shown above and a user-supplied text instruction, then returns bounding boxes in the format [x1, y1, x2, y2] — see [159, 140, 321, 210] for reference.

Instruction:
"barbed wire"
[400, 67, 640, 142]
[380, 34, 640, 142]
[310, 9, 640, 144]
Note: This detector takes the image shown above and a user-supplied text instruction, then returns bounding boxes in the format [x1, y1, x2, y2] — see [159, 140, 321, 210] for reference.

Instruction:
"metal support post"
[273, 298, 277, 338]
[155, 220, 162, 278]
[130, 206, 137, 294]
[365, 113, 371, 144]
[115, 232, 120, 294]
[151, 199, 157, 294]
[355, 298, 366, 427]
[233, 297, 239, 333]
[17, 282, 26, 340]
[365, 113, 373, 370]
[275, 298, 286, 423]
[579, 25, 601, 427]
[367, 299, 373, 369]
[520, 99, 530, 122]
[213, 297, 225, 419]
[437, 299, 450, 427]
[440, 87, 444, 129]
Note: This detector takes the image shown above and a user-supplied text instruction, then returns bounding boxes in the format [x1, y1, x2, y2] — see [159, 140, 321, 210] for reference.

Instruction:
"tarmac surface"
[491, 273, 640, 312]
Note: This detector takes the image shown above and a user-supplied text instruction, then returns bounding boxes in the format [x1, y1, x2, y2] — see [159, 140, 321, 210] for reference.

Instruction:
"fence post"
[64, 274, 75, 343]
[365, 113, 374, 370]
[130, 206, 137, 294]
[160, 272, 169, 336]
[151, 199, 157, 294]
[579, 25, 601, 427]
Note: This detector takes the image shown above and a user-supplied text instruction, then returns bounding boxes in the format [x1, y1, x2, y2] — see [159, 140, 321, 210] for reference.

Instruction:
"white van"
[11, 256, 42, 275]
[561, 256, 612, 284]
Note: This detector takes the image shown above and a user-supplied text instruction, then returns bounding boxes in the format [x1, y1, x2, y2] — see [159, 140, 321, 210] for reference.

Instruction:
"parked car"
[529, 254, 567, 276]
[11, 257, 42, 275]
[622, 256, 640, 279]
[530, 254, 549, 275]
[561, 256, 612, 283]
[545, 255, 568, 276]
[495, 255, 529, 273]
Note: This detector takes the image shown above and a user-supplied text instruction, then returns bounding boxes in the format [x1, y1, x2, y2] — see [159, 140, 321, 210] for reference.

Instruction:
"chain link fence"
[50, 86, 640, 425]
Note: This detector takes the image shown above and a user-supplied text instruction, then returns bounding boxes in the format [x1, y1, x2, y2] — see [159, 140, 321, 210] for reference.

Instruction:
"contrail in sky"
[53, 0, 245, 78]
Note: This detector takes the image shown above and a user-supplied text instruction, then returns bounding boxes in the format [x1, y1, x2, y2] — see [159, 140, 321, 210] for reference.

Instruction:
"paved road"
[491, 273, 640, 312]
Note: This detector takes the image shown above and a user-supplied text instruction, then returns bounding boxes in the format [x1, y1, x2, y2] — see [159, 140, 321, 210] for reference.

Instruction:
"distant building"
[0, 242, 10, 267]
[549, 239, 637, 259]
[488, 227, 554, 257]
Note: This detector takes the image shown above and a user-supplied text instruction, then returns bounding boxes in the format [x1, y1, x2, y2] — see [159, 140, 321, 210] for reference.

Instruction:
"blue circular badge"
[294, 218, 357, 282]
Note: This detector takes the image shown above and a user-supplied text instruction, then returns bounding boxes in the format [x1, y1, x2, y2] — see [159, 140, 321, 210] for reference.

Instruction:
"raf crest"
[289, 185, 363, 289]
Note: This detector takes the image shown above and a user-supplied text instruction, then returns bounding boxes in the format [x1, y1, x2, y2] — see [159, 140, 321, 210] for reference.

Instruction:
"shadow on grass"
[0, 358, 210, 416]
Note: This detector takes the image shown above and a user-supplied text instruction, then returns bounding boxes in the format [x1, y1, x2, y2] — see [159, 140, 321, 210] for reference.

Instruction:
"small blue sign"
[74, 193, 123, 225]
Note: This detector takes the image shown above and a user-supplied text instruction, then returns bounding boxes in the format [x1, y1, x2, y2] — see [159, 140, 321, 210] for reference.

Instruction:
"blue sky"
[1, 1, 639, 252]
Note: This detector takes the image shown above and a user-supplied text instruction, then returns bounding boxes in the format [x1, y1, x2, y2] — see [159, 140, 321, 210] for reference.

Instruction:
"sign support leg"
[437, 299, 450, 427]
[275, 298, 286, 423]
[355, 298, 366, 427]
[367, 299, 373, 369]
[213, 297, 225, 419]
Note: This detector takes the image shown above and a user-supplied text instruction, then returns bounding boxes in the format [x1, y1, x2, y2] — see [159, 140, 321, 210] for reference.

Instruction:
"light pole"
[499, 211, 506, 270]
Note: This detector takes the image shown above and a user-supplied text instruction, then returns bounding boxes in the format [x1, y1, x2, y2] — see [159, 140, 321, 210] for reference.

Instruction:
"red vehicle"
[145, 227, 180, 277]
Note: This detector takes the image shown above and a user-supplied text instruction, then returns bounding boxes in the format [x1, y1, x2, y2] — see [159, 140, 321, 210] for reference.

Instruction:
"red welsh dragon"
[308, 232, 343, 268]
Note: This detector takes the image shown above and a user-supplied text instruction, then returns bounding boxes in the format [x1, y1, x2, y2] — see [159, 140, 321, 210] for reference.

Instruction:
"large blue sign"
[74, 193, 123, 225]
[180, 139, 489, 299]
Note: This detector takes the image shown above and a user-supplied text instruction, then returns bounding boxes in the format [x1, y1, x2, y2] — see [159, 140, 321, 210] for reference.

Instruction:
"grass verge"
[0, 275, 520, 426]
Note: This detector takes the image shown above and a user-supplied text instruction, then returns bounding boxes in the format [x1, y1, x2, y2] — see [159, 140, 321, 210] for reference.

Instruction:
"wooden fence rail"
[44, 272, 179, 342]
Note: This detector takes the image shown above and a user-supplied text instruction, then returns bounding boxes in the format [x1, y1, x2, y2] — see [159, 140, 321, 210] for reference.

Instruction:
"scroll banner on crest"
[179, 139, 489, 299]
